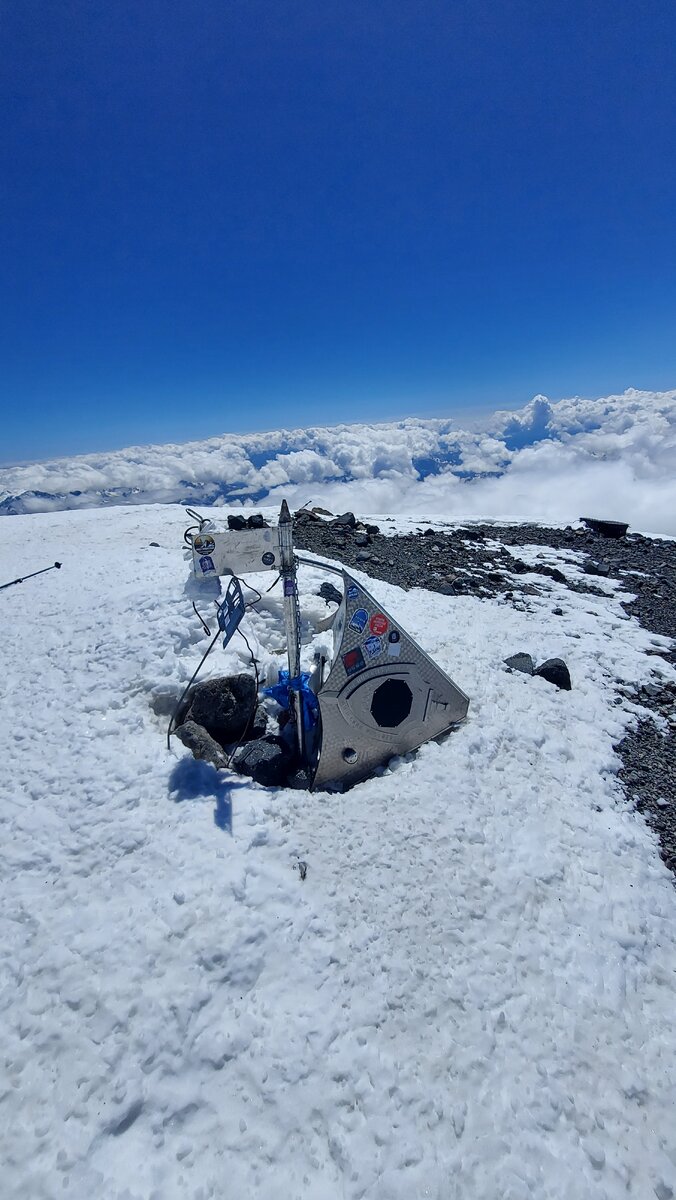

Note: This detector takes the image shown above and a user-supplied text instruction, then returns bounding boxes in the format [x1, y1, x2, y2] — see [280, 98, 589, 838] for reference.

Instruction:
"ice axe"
[0, 561, 62, 591]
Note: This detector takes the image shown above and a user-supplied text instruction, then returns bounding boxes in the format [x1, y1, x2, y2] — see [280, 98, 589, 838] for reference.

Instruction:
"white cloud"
[1, 388, 675, 534]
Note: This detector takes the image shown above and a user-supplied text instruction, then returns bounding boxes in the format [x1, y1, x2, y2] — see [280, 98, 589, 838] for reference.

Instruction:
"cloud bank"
[1, 388, 675, 534]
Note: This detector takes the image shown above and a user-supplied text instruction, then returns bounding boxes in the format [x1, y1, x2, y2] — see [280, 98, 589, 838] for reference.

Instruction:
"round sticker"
[370, 613, 388, 636]
[261, 551, 276, 566]
[194, 534, 215, 555]
[388, 629, 400, 643]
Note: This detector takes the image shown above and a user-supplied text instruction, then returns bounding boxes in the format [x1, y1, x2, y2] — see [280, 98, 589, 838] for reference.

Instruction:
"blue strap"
[263, 669, 319, 730]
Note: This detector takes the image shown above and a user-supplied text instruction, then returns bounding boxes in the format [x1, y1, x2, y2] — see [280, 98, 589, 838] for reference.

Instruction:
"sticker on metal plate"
[261, 551, 276, 566]
[387, 641, 401, 657]
[347, 584, 360, 601]
[388, 629, 400, 643]
[370, 613, 388, 636]
[283, 578, 296, 596]
[342, 646, 366, 677]
[199, 555, 215, 573]
[194, 535, 216, 555]
[363, 634, 383, 660]
[349, 608, 369, 633]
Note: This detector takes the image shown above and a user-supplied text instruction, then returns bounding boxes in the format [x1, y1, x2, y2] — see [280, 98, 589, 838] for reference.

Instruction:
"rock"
[504, 653, 535, 675]
[233, 736, 293, 787]
[539, 565, 567, 584]
[511, 559, 530, 574]
[227, 514, 247, 531]
[365, 524, 380, 535]
[583, 560, 611, 577]
[332, 512, 357, 529]
[294, 509, 322, 524]
[247, 513, 267, 528]
[174, 721, 229, 770]
[552, 607, 564, 616]
[535, 658, 572, 690]
[312, 506, 333, 516]
[355, 551, 372, 562]
[186, 674, 257, 744]
[317, 581, 342, 606]
[580, 517, 629, 538]
[149, 541, 161, 547]
[354, 533, 370, 546]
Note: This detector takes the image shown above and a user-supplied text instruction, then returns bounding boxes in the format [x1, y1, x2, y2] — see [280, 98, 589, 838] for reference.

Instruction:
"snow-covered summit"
[2, 387, 675, 534]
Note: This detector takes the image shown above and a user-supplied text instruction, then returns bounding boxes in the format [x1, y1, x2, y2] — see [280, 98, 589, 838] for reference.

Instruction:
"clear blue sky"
[1, 0, 675, 462]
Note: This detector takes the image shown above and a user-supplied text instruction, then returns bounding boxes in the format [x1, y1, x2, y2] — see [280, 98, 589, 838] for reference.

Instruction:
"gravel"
[294, 514, 676, 877]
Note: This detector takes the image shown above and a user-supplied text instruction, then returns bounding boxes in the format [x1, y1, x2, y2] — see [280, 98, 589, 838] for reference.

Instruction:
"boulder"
[227, 514, 247, 531]
[580, 517, 629, 538]
[247, 513, 267, 529]
[233, 736, 294, 787]
[583, 561, 611, 577]
[535, 658, 572, 690]
[186, 674, 257, 744]
[330, 512, 357, 529]
[317, 581, 342, 606]
[504, 653, 535, 675]
[174, 721, 229, 770]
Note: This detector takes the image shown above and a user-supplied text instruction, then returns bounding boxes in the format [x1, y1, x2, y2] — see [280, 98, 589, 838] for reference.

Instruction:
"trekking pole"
[0, 562, 62, 591]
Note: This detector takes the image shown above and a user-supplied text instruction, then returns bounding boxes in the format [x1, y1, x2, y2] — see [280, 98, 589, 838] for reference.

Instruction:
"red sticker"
[370, 613, 388, 636]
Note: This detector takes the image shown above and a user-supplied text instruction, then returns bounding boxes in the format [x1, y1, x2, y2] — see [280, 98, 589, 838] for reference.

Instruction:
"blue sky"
[1, 0, 675, 463]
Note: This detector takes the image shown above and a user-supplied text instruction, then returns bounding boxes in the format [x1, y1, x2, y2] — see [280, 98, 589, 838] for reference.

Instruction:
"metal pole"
[0, 562, 62, 591]
[278, 500, 305, 764]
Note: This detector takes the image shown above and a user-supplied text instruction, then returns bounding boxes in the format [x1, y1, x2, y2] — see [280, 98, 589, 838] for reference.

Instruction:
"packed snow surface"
[2, 504, 676, 1200]
[2, 387, 676, 534]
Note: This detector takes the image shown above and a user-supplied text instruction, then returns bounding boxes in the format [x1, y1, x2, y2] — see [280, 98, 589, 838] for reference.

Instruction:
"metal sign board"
[216, 577, 246, 648]
[191, 528, 280, 579]
[312, 571, 469, 791]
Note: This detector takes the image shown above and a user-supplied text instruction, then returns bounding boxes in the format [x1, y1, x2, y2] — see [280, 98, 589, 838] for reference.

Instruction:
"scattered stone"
[534, 658, 572, 691]
[312, 506, 333, 516]
[233, 736, 293, 787]
[365, 524, 380, 535]
[174, 720, 229, 770]
[186, 674, 257, 744]
[331, 511, 357, 529]
[552, 607, 564, 616]
[356, 551, 372, 562]
[247, 513, 267, 528]
[294, 509, 322, 524]
[149, 541, 161, 547]
[317, 581, 342, 606]
[354, 533, 370, 546]
[583, 561, 611, 577]
[504, 653, 535, 675]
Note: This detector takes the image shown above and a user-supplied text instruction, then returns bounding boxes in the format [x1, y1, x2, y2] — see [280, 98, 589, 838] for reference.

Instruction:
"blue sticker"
[388, 629, 401, 644]
[347, 584, 359, 601]
[261, 551, 276, 566]
[363, 634, 383, 659]
[199, 555, 215, 573]
[349, 608, 368, 632]
[283, 578, 296, 596]
[342, 646, 366, 676]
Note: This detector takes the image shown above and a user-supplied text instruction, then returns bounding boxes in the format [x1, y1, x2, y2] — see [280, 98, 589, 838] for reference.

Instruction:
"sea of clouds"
[2, 388, 675, 534]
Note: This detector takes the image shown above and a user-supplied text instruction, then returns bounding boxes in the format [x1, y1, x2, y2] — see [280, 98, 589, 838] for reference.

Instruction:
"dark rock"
[552, 607, 564, 616]
[286, 768, 312, 791]
[233, 736, 293, 787]
[312, 506, 333, 516]
[354, 533, 370, 546]
[539, 566, 567, 584]
[332, 512, 357, 529]
[583, 561, 611, 577]
[504, 653, 535, 675]
[149, 541, 161, 547]
[355, 551, 372, 562]
[294, 509, 322, 524]
[186, 675, 257, 744]
[227, 514, 247, 531]
[535, 658, 572, 690]
[247, 513, 267, 529]
[365, 524, 380, 535]
[317, 581, 342, 606]
[511, 559, 530, 574]
[580, 517, 629, 538]
[174, 720, 229, 770]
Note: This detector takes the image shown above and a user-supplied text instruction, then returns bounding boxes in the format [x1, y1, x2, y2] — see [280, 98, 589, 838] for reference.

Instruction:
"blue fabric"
[263, 669, 319, 731]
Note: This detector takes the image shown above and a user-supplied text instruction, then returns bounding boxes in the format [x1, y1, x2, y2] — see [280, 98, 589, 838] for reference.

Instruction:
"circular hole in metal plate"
[342, 747, 358, 764]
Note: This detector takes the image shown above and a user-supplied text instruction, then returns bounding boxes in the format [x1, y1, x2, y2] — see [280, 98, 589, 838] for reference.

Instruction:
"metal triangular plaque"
[312, 571, 469, 790]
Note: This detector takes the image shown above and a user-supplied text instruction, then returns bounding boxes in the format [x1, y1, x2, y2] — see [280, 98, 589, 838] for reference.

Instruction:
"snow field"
[1, 504, 676, 1200]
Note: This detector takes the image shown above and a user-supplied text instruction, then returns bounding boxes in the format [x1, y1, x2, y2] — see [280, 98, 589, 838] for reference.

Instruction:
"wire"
[225, 625, 261, 768]
[166, 627, 221, 750]
[192, 601, 212, 635]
